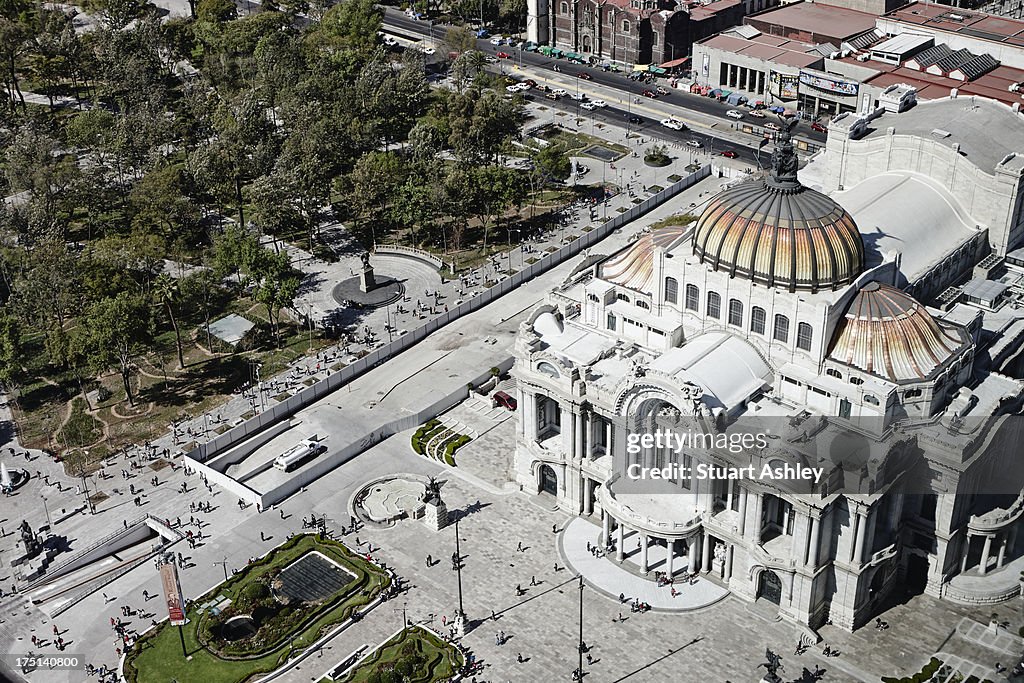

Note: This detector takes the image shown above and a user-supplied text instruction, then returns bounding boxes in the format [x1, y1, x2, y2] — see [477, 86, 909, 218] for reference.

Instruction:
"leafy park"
[0, 0, 580, 473]
[123, 533, 392, 683]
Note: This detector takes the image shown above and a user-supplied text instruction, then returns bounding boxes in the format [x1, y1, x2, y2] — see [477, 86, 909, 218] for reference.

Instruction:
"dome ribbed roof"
[691, 130, 864, 292]
[828, 281, 966, 382]
[600, 225, 688, 292]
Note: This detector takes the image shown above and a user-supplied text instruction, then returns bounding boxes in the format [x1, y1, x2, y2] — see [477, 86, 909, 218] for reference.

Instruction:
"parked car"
[484, 55, 498, 63]
[685, 139, 702, 148]
[590, 99, 607, 108]
[493, 391, 517, 411]
[421, 46, 436, 55]
[569, 92, 587, 101]
[497, 51, 511, 59]
[627, 115, 643, 124]
[577, 72, 592, 80]
[489, 36, 504, 45]
[764, 121, 780, 131]
[726, 109, 744, 119]
[524, 79, 537, 88]
[656, 86, 669, 95]
[720, 150, 739, 158]
[748, 110, 766, 119]
[660, 118, 684, 130]
[551, 88, 568, 96]
[581, 101, 597, 110]
[811, 122, 827, 133]
[642, 89, 657, 98]
[545, 92, 561, 100]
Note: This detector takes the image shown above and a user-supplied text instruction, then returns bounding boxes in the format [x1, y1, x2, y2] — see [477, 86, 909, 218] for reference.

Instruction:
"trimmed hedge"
[411, 419, 441, 454]
[881, 657, 942, 683]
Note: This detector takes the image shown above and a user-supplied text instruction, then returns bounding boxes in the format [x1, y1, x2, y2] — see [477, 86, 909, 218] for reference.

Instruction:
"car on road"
[505, 83, 528, 93]
[660, 118, 684, 130]
[590, 99, 607, 108]
[748, 110, 765, 118]
[489, 36, 503, 45]
[720, 150, 739, 158]
[627, 115, 643, 124]
[381, 35, 399, 47]
[811, 122, 827, 133]
[726, 109, 744, 119]
[685, 139, 702, 148]
[524, 79, 537, 88]
[577, 72, 592, 80]
[551, 88, 568, 96]
[642, 89, 658, 98]
[545, 92, 561, 100]
[569, 92, 587, 100]
[484, 55, 498, 63]
[764, 122, 780, 131]
[581, 101, 597, 110]
[656, 86, 669, 96]
[497, 51, 511, 59]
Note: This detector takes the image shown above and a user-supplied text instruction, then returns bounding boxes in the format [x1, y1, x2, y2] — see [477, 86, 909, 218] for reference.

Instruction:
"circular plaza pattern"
[351, 475, 429, 525]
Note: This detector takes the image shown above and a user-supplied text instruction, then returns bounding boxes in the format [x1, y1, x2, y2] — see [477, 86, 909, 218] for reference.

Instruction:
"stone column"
[960, 533, 971, 573]
[583, 477, 593, 515]
[516, 387, 526, 437]
[751, 492, 763, 543]
[998, 532, 1008, 569]
[863, 508, 877, 561]
[666, 539, 675, 577]
[726, 479, 734, 511]
[617, 523, 625, 561]
[738, 487, 748, 536]
[980, 534, 993, 575]
[574, 409, 584, 459]
[582, 410, 591, 459]
[852, 510, 866, 565]
[806, 514, 820, 569]
[688, 535, 700, 572]
[603, 509, 611, 545]
[640, 533, 649, 573]
[1010, 524, 1019, 555]
[725, 545, 734, 581]
[605, 420, 612, 456]
[701, 530, 711, 572]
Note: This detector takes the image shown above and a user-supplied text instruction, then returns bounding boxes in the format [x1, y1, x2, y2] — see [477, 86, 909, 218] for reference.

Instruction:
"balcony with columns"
[596, 476, 704, 539]
[945, 519, 1024, 605]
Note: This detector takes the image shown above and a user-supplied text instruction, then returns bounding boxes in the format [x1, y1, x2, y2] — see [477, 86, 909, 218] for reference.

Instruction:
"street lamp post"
[214, 557, 229, 582]
[452, 518, 466, 636]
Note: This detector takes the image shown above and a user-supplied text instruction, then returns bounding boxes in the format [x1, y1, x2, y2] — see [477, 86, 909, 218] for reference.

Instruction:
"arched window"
[587, 293, 599, 302]
[706, 291, 721, 319]
[826, 368, 842, 379]
[750, 306, 766, 334]
[685, 284, 699, 311]
[796, 322, 813, 351]
[537, 361, 560, 378]
[560, 1, 568, 13]
[904, 388, 922, 399]
[616, 293, 629, 303]
[608, 11, 614, 24]
[773, 314, 789, 342]
[728, 299, 743, 326]
[622, 19, 631, 32]
[864, 394, 879, 405]
[664, 277, 678, 304]
[636, 300, 650, 310]
[850, 376, 864, 386]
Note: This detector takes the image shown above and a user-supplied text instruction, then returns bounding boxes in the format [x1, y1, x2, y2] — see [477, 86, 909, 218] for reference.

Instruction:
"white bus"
[273, 438, 322, 472]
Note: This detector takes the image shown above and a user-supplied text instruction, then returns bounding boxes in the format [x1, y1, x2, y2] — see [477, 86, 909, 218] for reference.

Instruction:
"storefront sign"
[769, 71, 798, 99]
[798, 71, 858, 97]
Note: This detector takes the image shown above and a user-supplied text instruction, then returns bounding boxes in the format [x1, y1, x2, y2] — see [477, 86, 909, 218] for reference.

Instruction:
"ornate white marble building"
[512, 114, 1024, 632]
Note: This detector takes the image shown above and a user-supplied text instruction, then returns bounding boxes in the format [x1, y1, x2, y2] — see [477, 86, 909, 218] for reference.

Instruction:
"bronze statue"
[425, 476, 442, 504]
[759, 648, 784, 682]
[360, 252, 371, 269]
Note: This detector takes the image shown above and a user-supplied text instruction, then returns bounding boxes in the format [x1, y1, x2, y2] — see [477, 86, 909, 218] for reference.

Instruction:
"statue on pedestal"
[358, 252, 376, 293]
[759, 648, 784, 683]
[19, 520, 41, 558]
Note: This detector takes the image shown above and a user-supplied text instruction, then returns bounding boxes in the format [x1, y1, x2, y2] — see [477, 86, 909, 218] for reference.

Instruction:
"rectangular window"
[685, 285, 699, 311]
[607, 314, 616, 330]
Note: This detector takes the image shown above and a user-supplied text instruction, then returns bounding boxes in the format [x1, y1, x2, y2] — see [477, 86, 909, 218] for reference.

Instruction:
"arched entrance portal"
[758, 570, 782, 604]
[539, 464, 558, 496]
[582, 35, 592, 53]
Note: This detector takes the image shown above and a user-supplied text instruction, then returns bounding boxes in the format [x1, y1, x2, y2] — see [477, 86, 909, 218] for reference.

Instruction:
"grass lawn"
[124, 535, 390, 683]
[331, 626, 463, 683]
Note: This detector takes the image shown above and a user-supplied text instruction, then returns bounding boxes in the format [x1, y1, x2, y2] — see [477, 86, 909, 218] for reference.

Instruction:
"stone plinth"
[423, 500, 449, 531]
[359, 267, 376, 293]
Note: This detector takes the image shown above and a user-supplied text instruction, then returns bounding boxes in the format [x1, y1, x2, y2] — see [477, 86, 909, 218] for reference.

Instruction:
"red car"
[524, 79, 537, 88]
[642, 89, 657, 98]
[497, 51, 511, 59]
[493, 391, 517, 411]
[577, 72, 592, 80]
[811, 122, 827, 133]
[720, 150, 739, 158]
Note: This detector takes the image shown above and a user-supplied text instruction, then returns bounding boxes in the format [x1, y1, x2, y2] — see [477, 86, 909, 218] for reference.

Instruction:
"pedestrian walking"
[516, 541, 523, 552]
[426, 554, 432, 567]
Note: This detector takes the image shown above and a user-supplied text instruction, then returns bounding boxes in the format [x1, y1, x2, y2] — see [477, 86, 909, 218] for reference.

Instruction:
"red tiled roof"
[745, 2, 878, 40]
[883, 2, 1024, 43]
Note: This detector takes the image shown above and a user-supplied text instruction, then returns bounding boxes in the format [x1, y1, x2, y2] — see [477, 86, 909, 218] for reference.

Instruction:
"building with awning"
[659, 56, 690, 70]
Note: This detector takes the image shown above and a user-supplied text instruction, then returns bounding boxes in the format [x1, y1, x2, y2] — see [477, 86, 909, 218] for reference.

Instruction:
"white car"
[660, 118, 684, 130]
[685, 139, 702, 148]
[382, 36, 398, 47]
[569, 92, 587, 101]
[484, 55, 498, 63]
[506, 85, 520, 93]
[580, 101, 597, 111]
[764, 121, 780, 131]
[551, 88, 568, 96]
[490, 36, 503, 45]
[422, 46, 436, 55]
[726, 109, 744, 119]
[590, 99, 607, 108]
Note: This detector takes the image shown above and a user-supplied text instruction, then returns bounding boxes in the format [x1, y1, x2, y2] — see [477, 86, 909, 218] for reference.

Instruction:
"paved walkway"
[560, 517, 729, 611]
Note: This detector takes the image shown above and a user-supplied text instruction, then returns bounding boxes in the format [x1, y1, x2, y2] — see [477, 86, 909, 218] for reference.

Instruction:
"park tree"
[130, 165, 202, 245]
[179, 269, 218, 351]
[0, 310, 21, 392]
[77, 292, 154, 406]
[346, 151, 405, 244]
[443, 26, 475, 58]
[533, 142, 572, 183]
[197, 0, 236, 23]
[242, 247, 299, 347]
[82, 0, 148, 30]
[153, 273, 185, 370]
[315, 0, 382, 54]
[0, 18, 29, 110]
